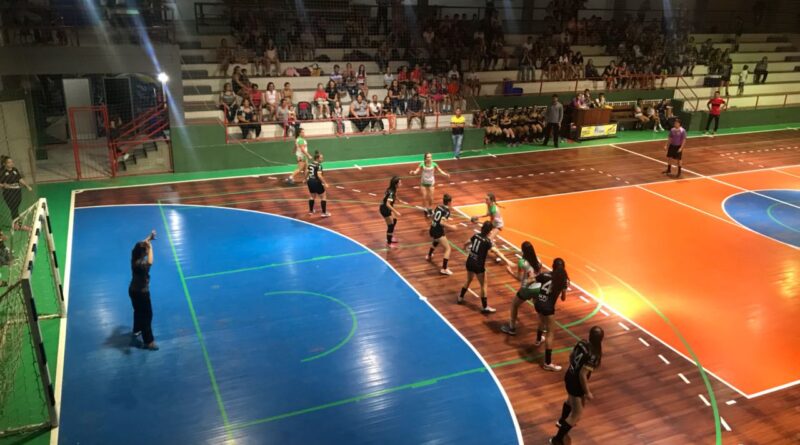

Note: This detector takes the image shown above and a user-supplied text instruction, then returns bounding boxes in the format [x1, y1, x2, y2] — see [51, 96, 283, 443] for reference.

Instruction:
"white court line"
[720, 417, 732, 432]
[774, 168, 800, 179]
[368, 192, 376, 196]
[618, 322, 630, 331]
[699, 394, 711, 407]
[579, 296, 590, 304]
[611, 144, 800, 211]
[658, 354, 671, 365]
[726, 400, 737, 405]
[600, 309, 610, 316]
[678, 373, 691, 384]
[638, 337, 650, 347]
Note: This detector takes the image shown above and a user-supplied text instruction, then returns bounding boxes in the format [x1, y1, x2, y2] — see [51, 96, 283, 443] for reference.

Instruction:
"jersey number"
[431, 209, 443, 227]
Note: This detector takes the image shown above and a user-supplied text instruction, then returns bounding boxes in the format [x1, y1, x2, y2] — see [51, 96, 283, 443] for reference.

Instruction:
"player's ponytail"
[388, 175, 400, 192]
[551, 257, 569, 293]
[486, 192, 504, 208]
[589, 325, 604, 368]
[521, 241, 540, 273]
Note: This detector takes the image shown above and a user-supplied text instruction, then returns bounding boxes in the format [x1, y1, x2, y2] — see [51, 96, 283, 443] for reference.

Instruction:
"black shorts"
[429, 226, 445, 240]
[667, 144, 682, 160]
[534, 300, 555, 316]
[466, 260, 486, 275]
[721, 75, 731, 82]
[379, 205, 392, 218]
[307, 179, 325, 195]
[565, 372, 585, 397]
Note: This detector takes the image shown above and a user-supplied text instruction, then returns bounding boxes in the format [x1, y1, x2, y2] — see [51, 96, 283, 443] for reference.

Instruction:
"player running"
[409, 152, 450, 216]
[550, 326, 605, 445]
[286, 128, 311, 185]
[470, 192, 512, 264]
[458, 221, 496, 313]
[499, 241, 543, 335]
[426, 194, 457, 275]
[306, 150, 330, 217]
[379, 176, 402, 247]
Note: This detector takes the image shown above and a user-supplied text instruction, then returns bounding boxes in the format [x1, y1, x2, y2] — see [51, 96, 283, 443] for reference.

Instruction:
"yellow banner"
[580, 123, 618, 138]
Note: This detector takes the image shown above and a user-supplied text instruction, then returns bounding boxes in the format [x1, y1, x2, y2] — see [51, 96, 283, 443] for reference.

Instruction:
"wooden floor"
[75, 130, 800, 444]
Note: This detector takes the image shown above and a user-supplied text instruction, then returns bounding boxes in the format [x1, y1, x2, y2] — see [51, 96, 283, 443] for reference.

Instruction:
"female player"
[458, 221, 496, 313]
[130, 231, 158, 350]
[0, 156, 33, 230]
[550, 326, 605, 445]
[379, 176, 402, 247]
[408, 152, 450, 216]
[470, 193, 512, 264]
[535, 258, 570, 371]
[426, 194, 457, 275]
[499, 241, 543, 335]
[306, 150, 330, 217]
[286, 128, 311, 185]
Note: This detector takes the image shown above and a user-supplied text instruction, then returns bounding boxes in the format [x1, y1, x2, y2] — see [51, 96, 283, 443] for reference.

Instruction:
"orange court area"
[459, 167, 800, 398]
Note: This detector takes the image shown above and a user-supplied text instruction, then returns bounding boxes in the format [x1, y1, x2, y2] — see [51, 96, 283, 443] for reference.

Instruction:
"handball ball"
[470, 216, 479, 223]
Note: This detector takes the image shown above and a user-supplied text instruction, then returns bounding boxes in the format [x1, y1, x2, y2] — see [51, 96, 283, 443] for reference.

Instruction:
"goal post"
[0, 198, 63, 437]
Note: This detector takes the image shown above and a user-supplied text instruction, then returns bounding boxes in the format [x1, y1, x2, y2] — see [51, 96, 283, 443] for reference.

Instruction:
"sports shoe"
[481, 306, 497, 314]
[426, 254, 432, 262]
[549, 438, 563, 445]
[143, 342, 160, 351]
[500, 324, 517, 336]
[308, 211, 315, 215]
[542, 363, 562, 372]
[285, 177, 295, 185]
[387, 243, 399, 249]
[495, 257, 503, 264]
[439, 268, 453, 275]
[457, 295, 465, 304]
[321, 213, 331, 218]
[534, 336, 546, 346]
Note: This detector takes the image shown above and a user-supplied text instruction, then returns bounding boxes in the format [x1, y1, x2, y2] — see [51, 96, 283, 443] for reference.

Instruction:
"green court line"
[229, 347, 572, 431]
[157, 203, 232, 437]
[766, 201, 800, 233]
[186, 251, 371, 280]
[184, 242, 434, 280]
[562, 303, 603, 328]
[264, 291, 358, 363]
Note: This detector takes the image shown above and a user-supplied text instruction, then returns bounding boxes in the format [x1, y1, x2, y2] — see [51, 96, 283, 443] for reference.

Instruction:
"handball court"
[62, 129, 800, 444]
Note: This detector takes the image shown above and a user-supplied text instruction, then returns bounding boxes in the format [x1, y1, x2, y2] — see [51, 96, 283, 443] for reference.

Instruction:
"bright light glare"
[157, 72, 169, 83]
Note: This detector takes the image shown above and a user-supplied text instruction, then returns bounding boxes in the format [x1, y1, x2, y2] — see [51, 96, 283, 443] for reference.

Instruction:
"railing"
[0, 24, 176, 47]
[674, 76, 702, 111]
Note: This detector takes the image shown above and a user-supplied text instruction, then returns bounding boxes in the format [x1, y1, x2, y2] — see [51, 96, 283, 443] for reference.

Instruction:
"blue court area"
[723, 189, 800, 248]
[59, 205, 520, 444]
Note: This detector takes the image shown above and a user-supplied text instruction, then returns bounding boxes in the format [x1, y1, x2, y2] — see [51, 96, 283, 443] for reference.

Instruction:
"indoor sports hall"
[1, 2, 799, 445]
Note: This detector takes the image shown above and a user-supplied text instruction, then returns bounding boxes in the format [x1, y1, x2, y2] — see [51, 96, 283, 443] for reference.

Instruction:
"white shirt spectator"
[447, 69, 460, 80]
[368, 100, 382, 115]
[739, 69, 749, 83]
[383, 72, 395, 88]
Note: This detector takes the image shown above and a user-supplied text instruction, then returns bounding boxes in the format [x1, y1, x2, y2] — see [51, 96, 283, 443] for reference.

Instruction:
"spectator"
[357, 64, 369, 96]
[633, 99, 649, 129]
[274, 27, 290, 62]
[406, 92, 426, 129]
[383, 67, 395, 89]
[737, 65, 749, 96]
[571, 51, 584, 79]
[397, 66, 410, 88]
[276, 98, 300, 137]
[325, 80, 339, 112]
[330, 64, 344, 88]
[237, 98, 261, 139]
[646, 103, 664, 132]
[572, 93, 589, 110]
[447, 75, 462, 113]
[465, 69, 481, 97]
[720, 59, 733, 96]
[585, 59, 599, 78]
[249, 83, 263, 116]
[282, 82, 294, 106]
[582, 89, 592, 107]
[369, 94, 384, 132]
[519, 36, 535, 81]
[593, 92, 608, 108]
[332, 99, 345, 135]
[450, 107, 465, 159]
[231, 66, 248, 97]
[264, 39, 280, 76]
[349, 94, 370, 133]
[388, 79, 402, 113]
[219, 82, 239, 123]
[344, 63, 359, 98]
[313, 83, 329, 119]
[418, 79, 431, 113]
[217, 38, 232, 76]
[431, 78, 446, 114]
[754, 57, 768, 84]
[383, 95, 397, 132]
[264, 82, 279, 121]
[447, 64, 461, 82]
[252, 36, 265, 77]
[410, 63, 423, 86]
[542, 94, 563, 147]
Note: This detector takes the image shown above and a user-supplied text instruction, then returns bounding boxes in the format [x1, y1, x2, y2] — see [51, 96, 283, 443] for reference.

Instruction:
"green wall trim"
[677, 106, 800, 131]
[475, 89, 675, 108]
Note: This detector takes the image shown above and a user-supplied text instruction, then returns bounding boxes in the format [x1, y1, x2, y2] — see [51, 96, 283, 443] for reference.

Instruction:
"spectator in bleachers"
[231, 66, 248, 97]
[602, 61, 616, 89]
[282, 82, 294, 106]
[332, 99, 345, 134]
[721, 59, 733, 96]
[219, 82, 239, 123]
[410, 64, 423, 86]
[519, 36, 535, 82]
[646, 103, 664, 132]
[325, 80, 339, 111]
[571, 51, 584, 79]
[237, 98, 261, 139]
[249, 83, 263, 115]
[431, 78, 446, 114]
[263, 82, 278, 119]
[737, 65, 749, 96]
[383, 95, 397, 132]
[217, 38, 232, 76]
[369, 95, 384, 133]
[585, 59, 599, 79]
[582, 89, 592, 106]
[388, 79, 402, 113]
[418, 79, 431, 113]
[277, 98, 300, 137]
[330, 64, 345, 93]
[313, 83, 330, 119]
[465, 69, 481, 97]
[274, 28, 290, 62]
[357, 64, 369, 96]
[447, 76, 463, 113]
[383, 67, 395, 89]
[406, 92, 426, 129]
[349, 94, 370, 133]
[754, 57, 768, 84]
[633, 99, 649, 129]
[344, 63, 359, 98]
[264, 39, 280, 76]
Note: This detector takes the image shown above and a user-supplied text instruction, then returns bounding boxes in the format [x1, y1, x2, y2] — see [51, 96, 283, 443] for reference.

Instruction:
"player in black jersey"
[426, 194, 457, 275]
[535, 258, 570, 372]
[379, 176, 402, 247]
[306, 151, 330, 217]
[550, 326, 604, 445]
[458, 221, 496, 313]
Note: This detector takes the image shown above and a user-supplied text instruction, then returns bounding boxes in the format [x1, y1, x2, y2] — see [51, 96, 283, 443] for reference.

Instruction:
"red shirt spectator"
[410, 65, 422, 84]
[398, 67, 409, 84]
[708, 95, 725, 116]
[313, 88, 327, 102]
[250, 85, 263, 108]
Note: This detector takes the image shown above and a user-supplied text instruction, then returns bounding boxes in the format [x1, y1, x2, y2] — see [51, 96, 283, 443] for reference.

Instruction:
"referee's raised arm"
[129, 230, 158, 351]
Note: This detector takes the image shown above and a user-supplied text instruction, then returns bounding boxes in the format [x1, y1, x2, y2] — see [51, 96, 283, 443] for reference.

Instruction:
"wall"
[676, 105, 800, 131]
[171, 124, 483, 173]
[475, 88, 674, 108]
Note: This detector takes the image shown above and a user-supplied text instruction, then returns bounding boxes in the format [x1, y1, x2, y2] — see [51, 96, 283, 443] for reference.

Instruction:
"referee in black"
[130, 231, 158, 350]
[0, 156, 33, 229]
[541, 94, 564, 148]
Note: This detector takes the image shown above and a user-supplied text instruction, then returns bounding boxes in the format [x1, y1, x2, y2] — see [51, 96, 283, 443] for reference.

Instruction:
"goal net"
[0, 199, 64, 437]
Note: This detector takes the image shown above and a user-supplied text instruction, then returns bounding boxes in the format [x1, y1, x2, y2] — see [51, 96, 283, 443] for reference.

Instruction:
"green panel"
[475, 89, 675, 109]
[679, 106, 800, 131]
[172, 126, 483, 173]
